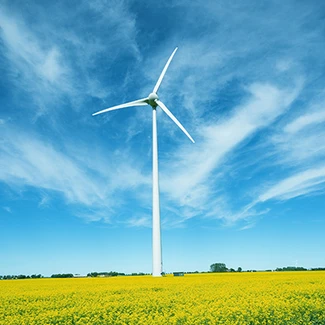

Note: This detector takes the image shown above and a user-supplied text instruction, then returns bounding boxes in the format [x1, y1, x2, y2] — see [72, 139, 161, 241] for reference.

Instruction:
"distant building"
[173, 272, 184, 277]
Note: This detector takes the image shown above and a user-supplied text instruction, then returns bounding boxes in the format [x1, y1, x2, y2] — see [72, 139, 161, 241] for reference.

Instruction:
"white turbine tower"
[93, 47, 194, 276]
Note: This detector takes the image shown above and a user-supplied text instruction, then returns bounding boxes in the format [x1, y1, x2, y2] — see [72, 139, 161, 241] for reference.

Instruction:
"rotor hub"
[148, 92, 159, 107]
[148, 92, 158, 101]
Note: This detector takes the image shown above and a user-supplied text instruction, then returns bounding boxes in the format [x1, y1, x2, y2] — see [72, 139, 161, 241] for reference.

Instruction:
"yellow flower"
[1, 271, 325, 324]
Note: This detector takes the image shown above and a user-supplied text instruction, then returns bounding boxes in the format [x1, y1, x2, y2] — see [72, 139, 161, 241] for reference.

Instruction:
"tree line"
[87, 271, 126, 277]
[1, 265, 325, 280]
[0, 274, 43, 280]
[0, 271, 148, 280]
[210, 263, 325, 273]
[51, 273, 74, 278]
[275, 266, 307, 272]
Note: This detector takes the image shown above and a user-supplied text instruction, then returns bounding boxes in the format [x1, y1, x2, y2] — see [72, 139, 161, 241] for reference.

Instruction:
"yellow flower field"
[1, 271, 325, 325]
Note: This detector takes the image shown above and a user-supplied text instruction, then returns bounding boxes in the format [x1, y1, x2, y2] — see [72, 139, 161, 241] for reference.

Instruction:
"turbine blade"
[156, 100, 195, 143]
[153, 47, 178, 94]
[92, 98, 148, 116]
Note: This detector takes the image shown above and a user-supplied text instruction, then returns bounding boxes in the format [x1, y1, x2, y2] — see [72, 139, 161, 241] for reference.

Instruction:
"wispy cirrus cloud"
[125, 215, 151, 228]
[160, 80, 302, 207]
[0, 9, 74, 118]
[2, 206, 12, 214]
[232, 165, 325, 224]
[0, 128, 105, 206]
[268, 96, 325, 168]
[1, 0, 324, 231]
[284, 110, 325, 134]
[0, 1, 140, 119]
[229, 100, 325, 224]
[144, 0, 325, 228]
[0, 124, 150, 222]
[259, 166, 325, 202]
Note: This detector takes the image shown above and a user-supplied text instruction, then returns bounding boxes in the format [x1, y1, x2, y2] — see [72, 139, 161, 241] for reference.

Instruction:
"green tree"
[210, 263, 228, 273]
[276, 266, 307, 272]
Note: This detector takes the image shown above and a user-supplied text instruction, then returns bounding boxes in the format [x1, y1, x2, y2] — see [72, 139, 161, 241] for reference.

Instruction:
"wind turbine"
[92, 47, 194, 276]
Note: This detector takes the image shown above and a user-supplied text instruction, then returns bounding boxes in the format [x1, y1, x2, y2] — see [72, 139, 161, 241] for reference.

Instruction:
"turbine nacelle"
[148, 92, 159, 107]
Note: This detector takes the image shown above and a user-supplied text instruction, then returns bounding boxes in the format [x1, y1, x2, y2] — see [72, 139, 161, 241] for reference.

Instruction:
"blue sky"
[1, 0, 325, 276]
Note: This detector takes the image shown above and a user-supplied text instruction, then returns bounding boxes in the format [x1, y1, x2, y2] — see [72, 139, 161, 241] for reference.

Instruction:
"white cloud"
[161, 81, 302, 209]
[125, 215, 151, 228]
[2, 206, 12, 213]
[0, 2, 140, 118]
[228, 97, 325, 225]
[40, 48, 64, 83]
[259, 166, 325, 202]
[87, 0, 140, 59]
[275, 59, 293, 72]
[265, 99, 325, 169]
[0, 126, 150, 222]
[271, 129, 325, 167]
[0, 132, 104, 206]
[232, 166, 325, 223]
[0, 13, 68, 87]
[284, 110, 325, 134]
[0, 10, 73, 118]
[38, 194, 51, 208]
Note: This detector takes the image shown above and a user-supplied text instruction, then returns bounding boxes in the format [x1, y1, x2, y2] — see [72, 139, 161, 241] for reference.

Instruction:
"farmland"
[1, 271, 325, 324]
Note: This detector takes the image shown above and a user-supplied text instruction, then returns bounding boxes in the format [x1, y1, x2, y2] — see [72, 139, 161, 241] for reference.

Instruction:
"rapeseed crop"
[1, 271, 325, 324]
